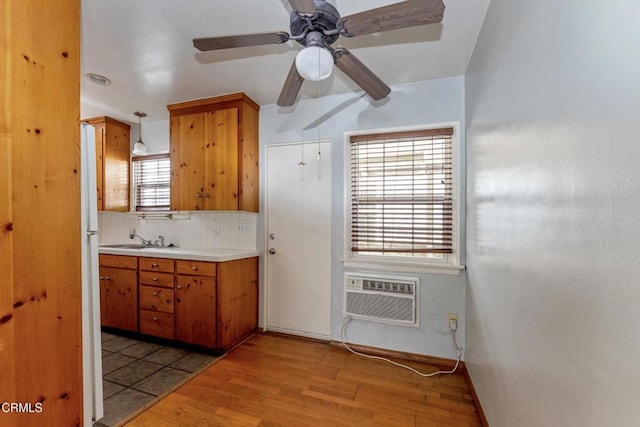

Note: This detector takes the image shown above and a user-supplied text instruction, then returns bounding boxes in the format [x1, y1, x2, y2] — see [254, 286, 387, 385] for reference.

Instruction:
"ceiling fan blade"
[334, 48, 390, 101]
[339, 0, 444, 37]
[193, 32, 290, 51]
[288, 0, 316, 15]
[277, 60, 305, 107]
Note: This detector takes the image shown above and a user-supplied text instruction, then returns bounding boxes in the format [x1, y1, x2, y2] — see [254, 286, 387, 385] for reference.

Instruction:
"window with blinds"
[349, 127, 454, 259]
[132, 154, 170, 211]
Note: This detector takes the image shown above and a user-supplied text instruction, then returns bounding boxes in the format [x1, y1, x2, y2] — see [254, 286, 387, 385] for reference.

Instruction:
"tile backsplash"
[98, 211, 258, 250]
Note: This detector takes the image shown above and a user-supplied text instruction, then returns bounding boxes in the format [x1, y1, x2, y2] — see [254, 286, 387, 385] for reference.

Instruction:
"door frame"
[263, 140, 333, 340]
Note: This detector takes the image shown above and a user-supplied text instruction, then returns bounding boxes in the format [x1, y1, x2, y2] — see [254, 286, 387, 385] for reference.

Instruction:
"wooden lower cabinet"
[175, 273, 217, 348]
[99, 255, 138, 332]
[218, 257, 258, 350]
[138, 257, 176, 340]
[99, 253, 258, 351]
[140, 310, 175, 340]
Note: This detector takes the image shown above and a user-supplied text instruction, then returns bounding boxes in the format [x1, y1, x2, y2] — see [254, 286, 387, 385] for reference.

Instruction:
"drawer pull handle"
[192, 266, 198, 271]
[153, 291, 159, 296]
[152, 277, 159, 281]
[99, 276, 104, 280]
[103, 276, 110, 281]
[153, 317, 159, 321]
[151, 263, 159, 268]
[177, 285, 183, 290]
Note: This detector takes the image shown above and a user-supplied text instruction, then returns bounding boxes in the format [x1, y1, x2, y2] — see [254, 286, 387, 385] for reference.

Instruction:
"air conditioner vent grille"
[346, 293, 414, 322]
[344, 273, 418, 326]
[362, 279, 414, 294]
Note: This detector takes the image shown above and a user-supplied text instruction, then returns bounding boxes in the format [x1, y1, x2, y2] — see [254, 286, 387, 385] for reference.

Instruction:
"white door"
[266, 141, 332, 339]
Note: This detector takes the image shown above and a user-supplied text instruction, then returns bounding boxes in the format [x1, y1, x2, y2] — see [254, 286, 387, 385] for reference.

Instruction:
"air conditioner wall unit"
[344, 273, 419, 327]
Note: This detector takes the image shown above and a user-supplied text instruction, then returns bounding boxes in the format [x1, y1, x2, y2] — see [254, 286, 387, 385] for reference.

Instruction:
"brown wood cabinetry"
[83, 116, 131, 211]
[99, 255, 138, 332]
[168, 93, 259, 212]
[99, 252, 258, 351]
[139, 257, 175, 339]
[175, 268, 217, 348]
[139, 311, 175, 340]
[217, 257, 259, 350]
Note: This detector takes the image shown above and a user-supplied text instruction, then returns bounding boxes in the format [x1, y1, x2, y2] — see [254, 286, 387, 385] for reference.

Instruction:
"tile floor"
[95, 332, 219, 427]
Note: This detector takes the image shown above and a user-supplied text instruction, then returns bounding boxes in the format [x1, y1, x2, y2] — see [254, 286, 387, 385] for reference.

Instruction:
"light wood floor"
[126, 334, 481, 426]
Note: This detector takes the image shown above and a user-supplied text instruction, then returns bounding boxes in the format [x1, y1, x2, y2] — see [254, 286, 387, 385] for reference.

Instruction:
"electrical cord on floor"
[340, 317, 464, 377]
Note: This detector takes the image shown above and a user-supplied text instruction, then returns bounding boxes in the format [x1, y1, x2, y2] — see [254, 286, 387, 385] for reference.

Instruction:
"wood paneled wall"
[0, 0, 83, 425]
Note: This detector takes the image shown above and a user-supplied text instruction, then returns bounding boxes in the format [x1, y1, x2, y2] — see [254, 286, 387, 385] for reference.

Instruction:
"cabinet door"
[102, 121, 130, 211]
[170, 112, 206, 210]
[204, 108, 239, 210]
[99, 266, 138, 331]
[93, 122, 105, 211]
[175, 275, 216, 348]
[217, 257, 258, 350]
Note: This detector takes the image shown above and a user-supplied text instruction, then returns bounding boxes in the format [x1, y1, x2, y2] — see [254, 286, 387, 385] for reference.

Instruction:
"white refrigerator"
[80, 123, 104, 424]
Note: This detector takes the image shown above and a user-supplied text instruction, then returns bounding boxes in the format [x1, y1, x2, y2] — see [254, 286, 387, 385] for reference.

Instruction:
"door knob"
[269, 248, 277, 255]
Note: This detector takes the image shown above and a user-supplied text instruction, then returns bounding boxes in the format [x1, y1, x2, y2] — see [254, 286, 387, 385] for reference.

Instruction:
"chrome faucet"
[129, 227, 153, 246]
[154, 235, 165, 247]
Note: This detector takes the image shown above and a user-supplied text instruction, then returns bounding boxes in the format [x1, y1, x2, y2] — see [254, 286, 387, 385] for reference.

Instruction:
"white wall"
[260, 77, 467, 359]
[140, 121, 170, 153]
[465, 1, 640, 426]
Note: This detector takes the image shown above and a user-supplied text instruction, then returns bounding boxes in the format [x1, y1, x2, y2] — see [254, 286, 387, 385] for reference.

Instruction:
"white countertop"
[98, 245, 260, 262]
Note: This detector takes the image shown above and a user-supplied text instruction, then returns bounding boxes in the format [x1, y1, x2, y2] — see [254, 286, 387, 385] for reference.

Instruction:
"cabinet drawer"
[140, 310, 175, 339]
[139, 257, 174, 273]
[175, 260, 216, 277]
[140, 286, 175, 313]
[99, 254, 137, 269]
[139, 271, 174, 288]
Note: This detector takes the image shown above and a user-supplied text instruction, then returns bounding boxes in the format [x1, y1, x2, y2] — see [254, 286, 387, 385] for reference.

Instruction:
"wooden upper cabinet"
[83, 116, 131, 211]
[168, 92, 259, 211]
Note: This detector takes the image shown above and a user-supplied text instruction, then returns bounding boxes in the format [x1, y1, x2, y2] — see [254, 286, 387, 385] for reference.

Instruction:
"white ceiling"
[81, 0, 489, 123]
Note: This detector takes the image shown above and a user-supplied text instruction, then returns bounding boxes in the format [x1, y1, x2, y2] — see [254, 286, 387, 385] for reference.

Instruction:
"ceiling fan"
[193, 0, 445, 107]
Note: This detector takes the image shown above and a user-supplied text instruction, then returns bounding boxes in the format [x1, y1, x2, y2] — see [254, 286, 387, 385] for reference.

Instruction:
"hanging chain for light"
[298, 143, 307, 166]
[316, 64, 322, 161]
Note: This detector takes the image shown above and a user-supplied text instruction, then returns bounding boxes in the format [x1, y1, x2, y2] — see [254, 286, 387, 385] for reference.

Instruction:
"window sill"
[342, 258, 465, 276]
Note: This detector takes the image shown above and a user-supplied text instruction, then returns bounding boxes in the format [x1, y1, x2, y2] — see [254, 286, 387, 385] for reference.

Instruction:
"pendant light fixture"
[132, 111, 148, 156]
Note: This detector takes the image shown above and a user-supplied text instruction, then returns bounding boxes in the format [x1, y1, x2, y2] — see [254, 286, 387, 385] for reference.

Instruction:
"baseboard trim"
[262, 329, 331, 345]
[463, 367, 490, 427]
[263, 326, 331, 342]
[329, 340, 465, 371]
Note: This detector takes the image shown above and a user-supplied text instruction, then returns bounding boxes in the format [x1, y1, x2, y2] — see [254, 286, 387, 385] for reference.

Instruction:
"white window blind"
[349, 128, 453, 258]
[132, 154, 170, 211]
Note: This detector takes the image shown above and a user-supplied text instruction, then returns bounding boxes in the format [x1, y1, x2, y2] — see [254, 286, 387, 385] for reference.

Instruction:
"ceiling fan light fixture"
[295, 46, 334, 82]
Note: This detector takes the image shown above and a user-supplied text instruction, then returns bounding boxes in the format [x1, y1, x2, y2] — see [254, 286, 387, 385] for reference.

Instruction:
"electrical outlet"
[211, 226, 220, 238]
[238, 223, 249, 233]
[447, 313, 458, 328]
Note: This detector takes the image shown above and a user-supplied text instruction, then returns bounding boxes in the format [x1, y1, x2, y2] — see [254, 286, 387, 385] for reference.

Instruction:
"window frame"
[343, 122, 464, 275]
[131, 153, 171, 212]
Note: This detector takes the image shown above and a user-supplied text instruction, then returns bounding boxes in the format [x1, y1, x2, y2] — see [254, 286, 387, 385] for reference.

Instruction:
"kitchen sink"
[99, 243, 151, 249]
[99, 243, 178, 250]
